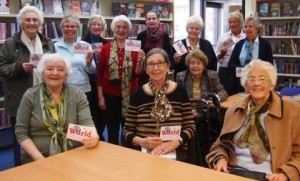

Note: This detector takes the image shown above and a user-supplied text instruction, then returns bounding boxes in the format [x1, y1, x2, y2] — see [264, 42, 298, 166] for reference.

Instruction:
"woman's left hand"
[151, 140, 180, 156]
[266, 173, 288, 181]
[137, 50, 145, 64]
[82, 134, 99, 149]
[86, 52, 94, 67]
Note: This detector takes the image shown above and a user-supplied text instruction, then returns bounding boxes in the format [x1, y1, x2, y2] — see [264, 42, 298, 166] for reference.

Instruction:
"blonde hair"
[185, 49, 208, 67]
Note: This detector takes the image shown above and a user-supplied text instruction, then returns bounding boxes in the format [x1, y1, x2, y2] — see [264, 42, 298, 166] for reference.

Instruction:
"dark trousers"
[102, 94, 124, 145]
[10, 116, 21, 166]
[218, 67, 231, 94]
[86, 81, 106, 141]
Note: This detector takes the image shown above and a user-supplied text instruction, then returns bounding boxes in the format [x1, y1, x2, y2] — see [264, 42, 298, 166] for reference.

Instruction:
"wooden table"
[221, 93, 248, 109]
[0, 142, 254, 181]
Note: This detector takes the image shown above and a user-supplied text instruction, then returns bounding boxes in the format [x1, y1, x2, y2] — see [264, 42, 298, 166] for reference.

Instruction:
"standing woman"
[216, 11, 245, 94]
[97, 15, 145, 145]
[171, 15, 218, 77]
[123, 48, 195, 162]
[82, 15, 109, 141]
[228, 16, 273, 95]
[0, 5, 55, 166]
[136, 10, 171, 86]
[55, 15, 96, 105]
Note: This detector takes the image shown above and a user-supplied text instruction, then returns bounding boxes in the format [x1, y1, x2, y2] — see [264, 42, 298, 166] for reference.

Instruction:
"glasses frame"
[146, 61, 167, 69]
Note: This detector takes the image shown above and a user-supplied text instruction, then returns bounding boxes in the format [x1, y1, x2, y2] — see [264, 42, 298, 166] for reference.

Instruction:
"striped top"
[123, 84, 195, 160]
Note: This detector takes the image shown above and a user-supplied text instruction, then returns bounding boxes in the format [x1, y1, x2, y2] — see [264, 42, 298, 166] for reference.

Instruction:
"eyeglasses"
[24, 18, 39, 23]
[63, 25, 78, 29]
[190, 61, 203, 66]
[91, 23, 103, 27]
[247, 76, 269, 84]
[146, 61, 166, 69]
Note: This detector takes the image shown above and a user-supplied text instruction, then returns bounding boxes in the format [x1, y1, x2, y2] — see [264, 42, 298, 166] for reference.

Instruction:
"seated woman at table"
[123, 48, 195, 162]
[176, 49, 228, 166]
[15, 53, 99, 164]
[206, 59, 300, 181]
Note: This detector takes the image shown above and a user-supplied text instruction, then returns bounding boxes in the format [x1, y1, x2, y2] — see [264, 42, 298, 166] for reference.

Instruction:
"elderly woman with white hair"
[171, 15, 218, 77]
[227, 16, 273, 96]
[97, 15, 145, 145]
[15, 53, 99, 164]
[0, 5, 55, 166]
[206, 59, 300, 181]
[82, 15, 109, 141]
[55, 15, 96, 104]
[216, 11, 246, 94]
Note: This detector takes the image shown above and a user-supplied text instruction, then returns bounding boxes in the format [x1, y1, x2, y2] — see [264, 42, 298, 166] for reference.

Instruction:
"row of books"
[261, 22, 300, 36]
[258, 2, 300, 17]
[17, 0, 101, 16]
[0, 21, 172, 41]
[274, 59, 300, 74]
[0, 109, 10, 128]
[276, 78, 300, 91]
[271, 40, 300, 55]
[112, 2, 172, 19]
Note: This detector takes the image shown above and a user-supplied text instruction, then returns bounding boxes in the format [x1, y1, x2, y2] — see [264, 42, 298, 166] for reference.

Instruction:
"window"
[174, 0, 190, 41]
[204, 2, 222, 48]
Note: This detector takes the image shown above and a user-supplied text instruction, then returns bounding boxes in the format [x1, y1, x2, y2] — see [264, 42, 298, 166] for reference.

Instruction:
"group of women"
[0, 5, 299, 181]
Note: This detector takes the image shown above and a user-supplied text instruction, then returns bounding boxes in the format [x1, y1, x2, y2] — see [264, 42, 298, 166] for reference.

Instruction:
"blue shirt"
[54, 38, 96, 93]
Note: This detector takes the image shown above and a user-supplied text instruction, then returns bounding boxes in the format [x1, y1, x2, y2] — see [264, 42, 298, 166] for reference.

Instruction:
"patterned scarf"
[109, 40, 132, 117]
[40, 83, 72, 156]
[146, 27, 162, 42]
[149, 79, 174, 122]
[237, 95, 272, 164]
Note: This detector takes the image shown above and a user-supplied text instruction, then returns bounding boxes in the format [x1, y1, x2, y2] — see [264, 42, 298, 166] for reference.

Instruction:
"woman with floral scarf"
[15, 53, 99, 164]
[97, 15, 145, 145]
[123, 48, 195, 162]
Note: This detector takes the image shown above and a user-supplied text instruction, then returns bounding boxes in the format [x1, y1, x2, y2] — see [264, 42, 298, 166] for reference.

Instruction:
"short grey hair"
[87, 15, 106, 30]
[228, 11, 244, 29]
[145, 48, 170, 68]
[60, 14, 81, 28]
[37, 53, 72, 79]
[186, 15, 204, 32]
[243, 16, 262, 33]
[17, 5, 44, 28]
[110, 15, 132, 32]
[240, 59, 277, 87]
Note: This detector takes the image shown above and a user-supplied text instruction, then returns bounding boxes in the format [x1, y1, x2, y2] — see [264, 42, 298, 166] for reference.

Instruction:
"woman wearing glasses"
[97, 15, 145, 145]
[123, 48, 195, 162]
[227, 16, 273, 95]
[54, 15, 96, 107]
[206, 59, 300, 181]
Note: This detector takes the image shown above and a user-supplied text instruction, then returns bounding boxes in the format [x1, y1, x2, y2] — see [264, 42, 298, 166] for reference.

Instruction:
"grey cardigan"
[176, 69, 228, 102]
[15, 84, 95, 163]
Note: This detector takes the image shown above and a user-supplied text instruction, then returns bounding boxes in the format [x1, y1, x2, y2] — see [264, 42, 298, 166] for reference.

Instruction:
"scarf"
[40, 83, 72, 156]
[237, 95, 272, 164]
[244, 39, 253, 66]
[109, 40, 132, 117]
[21, 31, 43, 86]
[149, 79, 174, 122]
[146, 27, 162, 42]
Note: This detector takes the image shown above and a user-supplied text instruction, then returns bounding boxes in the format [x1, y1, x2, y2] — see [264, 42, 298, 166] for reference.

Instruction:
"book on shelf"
[281, 2, 293, 17]
[53, 0, 63, 15]
[81, 0, 91, 15]
[91, 0, 101, 15]
[111, 2, 128, 16]
[128, 3, 135, 18]
[0, 0, 9, 14]
[43, 0, 54, 14]
[258, 3, 269, 17]
[135, 3, 144, 18]
[20, 0, 34, 8]
[161, 4, 171, 19]
[35, 0, 44, 12]
[71, 0, 82, 16]
[270, 3, 280, 17]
